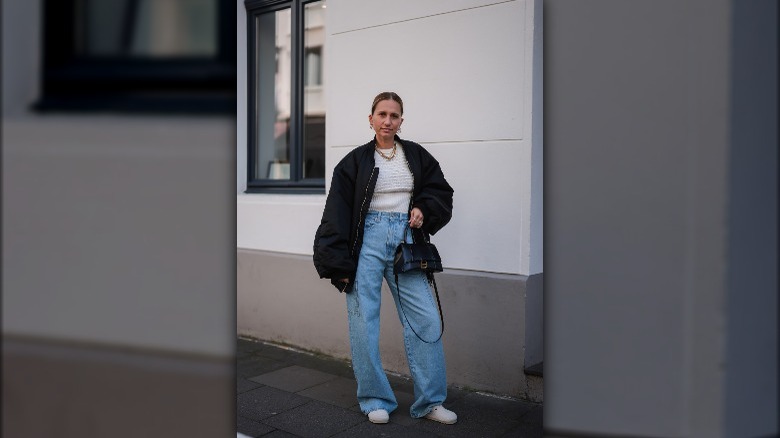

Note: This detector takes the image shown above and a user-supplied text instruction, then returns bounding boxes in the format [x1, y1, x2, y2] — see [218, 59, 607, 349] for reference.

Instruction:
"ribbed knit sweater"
[369, 143, 413, 212]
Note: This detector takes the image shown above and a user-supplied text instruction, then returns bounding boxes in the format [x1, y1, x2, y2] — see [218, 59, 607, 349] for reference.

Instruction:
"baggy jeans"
[346, 210, 447, 418]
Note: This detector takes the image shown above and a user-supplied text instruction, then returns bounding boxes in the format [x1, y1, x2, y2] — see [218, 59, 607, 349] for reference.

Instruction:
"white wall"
[237, 0, 542, 276]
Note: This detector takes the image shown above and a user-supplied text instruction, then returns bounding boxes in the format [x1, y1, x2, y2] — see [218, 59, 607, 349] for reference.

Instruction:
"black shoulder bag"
[393, 226, 445, 343]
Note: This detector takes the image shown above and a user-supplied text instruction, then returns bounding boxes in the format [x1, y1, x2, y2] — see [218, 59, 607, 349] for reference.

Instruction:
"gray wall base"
[237, 249, 542, 402]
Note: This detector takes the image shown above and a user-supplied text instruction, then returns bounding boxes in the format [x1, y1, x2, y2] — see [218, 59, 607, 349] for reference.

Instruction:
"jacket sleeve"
[313, 160, 357, 281]
[413, 149, 454, 236]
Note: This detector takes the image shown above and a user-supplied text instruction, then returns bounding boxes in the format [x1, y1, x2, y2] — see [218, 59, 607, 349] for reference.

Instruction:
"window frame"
[244, 0, 326, 194]
[36, 0, 236, 114]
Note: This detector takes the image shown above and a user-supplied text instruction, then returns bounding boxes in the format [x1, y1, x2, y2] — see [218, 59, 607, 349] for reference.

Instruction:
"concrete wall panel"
[327, 0, 528, 147]
[237, 250, 351, 359]
[422, 141, 526, 274]
[237, 194, 325, 255]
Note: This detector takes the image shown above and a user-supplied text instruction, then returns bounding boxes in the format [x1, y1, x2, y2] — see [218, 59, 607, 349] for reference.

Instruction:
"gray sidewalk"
[237, 337, 543, 437]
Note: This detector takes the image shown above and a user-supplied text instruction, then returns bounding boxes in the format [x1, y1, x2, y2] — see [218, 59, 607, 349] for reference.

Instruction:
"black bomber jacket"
[313, 136, 454, 292]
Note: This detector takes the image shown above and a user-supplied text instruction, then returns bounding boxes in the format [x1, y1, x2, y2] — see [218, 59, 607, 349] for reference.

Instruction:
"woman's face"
[369, 99, 403, 142]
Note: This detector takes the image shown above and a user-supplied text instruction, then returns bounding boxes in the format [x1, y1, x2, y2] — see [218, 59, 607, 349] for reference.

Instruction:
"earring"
[397, 127, 402, 133]
[369, 125, 373, 130]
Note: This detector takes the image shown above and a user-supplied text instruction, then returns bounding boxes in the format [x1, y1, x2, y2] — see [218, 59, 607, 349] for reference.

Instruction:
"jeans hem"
[411, 404, 439, 419]
[359, 403, 398, 415]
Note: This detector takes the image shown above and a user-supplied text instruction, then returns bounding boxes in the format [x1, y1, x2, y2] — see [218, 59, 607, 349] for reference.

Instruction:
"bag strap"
[395, 272, 444, 344]
[404, 223, 429, 245]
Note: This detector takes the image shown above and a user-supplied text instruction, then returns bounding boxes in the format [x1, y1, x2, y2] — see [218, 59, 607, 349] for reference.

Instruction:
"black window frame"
[36, 0, 236, 114]
[244, 0, 326, 194]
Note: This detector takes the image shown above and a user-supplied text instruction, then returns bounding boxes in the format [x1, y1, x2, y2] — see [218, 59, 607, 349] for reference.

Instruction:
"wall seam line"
[330, 0, 517, 36]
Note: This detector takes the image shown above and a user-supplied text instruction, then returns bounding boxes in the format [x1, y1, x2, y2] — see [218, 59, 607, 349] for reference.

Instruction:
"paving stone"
[388, 391, 422, 427]
[500, 420, 544, 438]
[238, 338, 269, 356]
[263, 400, 366, 438]
[445, 386, 471, 402]
[237, 386, 311, 422]
[331, 420, 440, 438]
[249, 365, 339, 392]
[237, 337, 259, 349]
[237, 346, 260, 361]
[238, 356, 289, 379]
[238, 377, 264, 394]
[237, 415, 276, 437]
[297, 376, 358, 408]
[518, 404, 542, 424]
[236, 340, 543, 438]
[293, 354, 356, 380]
[255, 344, 308, 363]
[261, 430, 301, 437]
[237, 349, 256, 361]
[247, 343, 356, 380]
[456, 393, 536, 422]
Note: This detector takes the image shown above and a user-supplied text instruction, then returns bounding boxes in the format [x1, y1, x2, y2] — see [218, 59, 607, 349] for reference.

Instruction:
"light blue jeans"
[346, 210, 447, 418]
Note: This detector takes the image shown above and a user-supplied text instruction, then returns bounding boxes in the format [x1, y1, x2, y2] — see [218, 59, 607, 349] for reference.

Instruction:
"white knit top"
[370, 143, 413, 212]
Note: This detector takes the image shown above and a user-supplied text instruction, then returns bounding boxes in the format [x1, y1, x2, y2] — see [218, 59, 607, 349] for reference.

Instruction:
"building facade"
[236, 0, 544, 401]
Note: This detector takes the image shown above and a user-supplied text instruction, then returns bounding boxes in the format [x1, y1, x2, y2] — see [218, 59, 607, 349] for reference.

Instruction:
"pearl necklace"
[375, 142, 397, 161]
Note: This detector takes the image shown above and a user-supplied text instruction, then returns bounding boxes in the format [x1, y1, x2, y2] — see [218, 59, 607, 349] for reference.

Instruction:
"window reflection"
[250, 0, 326, 184]
[255, 9, 291, 180]
[303, 0, 326, 180]
[76, 0, 217, 57]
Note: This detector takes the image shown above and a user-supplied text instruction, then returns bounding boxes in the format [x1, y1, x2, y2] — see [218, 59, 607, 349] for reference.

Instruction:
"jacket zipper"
[351, 166, 378, 257]
[404, 156, 416, 241]
[405, 156, 415, 211]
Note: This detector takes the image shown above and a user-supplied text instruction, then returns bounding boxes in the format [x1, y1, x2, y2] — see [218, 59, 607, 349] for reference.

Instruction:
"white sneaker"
[424, 405, 458, 424]
[367, 409, 389, 424]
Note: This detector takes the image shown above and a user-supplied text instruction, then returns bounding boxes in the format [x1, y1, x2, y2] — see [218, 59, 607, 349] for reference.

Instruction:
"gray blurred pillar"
[545, 1, 777, 437]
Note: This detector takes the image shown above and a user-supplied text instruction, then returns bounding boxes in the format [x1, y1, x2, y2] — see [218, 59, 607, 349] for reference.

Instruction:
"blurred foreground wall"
[545, 0, 777, 437]
[2, 0, 236, 436]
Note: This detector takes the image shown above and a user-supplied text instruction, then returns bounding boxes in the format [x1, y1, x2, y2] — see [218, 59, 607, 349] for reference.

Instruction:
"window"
[36, 0, 236, 113]
[245, 0, 326, 193]
[305, 48, 322, 86]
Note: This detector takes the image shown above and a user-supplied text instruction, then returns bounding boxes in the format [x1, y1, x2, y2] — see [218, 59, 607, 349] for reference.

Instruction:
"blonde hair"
[371, 91, 403, 115]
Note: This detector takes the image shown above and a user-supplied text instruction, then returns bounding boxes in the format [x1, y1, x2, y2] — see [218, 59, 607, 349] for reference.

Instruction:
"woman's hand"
[409, 207, 424, 229]
[340, 278, 349, 283]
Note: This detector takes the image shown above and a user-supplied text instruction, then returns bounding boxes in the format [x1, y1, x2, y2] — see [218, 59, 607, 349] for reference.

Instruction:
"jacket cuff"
[330, 277, 352, 293]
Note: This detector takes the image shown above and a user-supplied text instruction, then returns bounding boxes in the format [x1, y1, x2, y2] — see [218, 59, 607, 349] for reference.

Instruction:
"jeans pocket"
[364, 215, 379, 230]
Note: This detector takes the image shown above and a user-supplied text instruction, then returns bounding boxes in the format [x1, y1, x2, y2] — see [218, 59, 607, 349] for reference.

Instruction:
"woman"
[313, 92, 457, 425]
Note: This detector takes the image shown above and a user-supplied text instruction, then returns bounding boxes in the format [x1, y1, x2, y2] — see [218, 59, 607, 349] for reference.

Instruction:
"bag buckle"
[421, 260, 428, 269]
